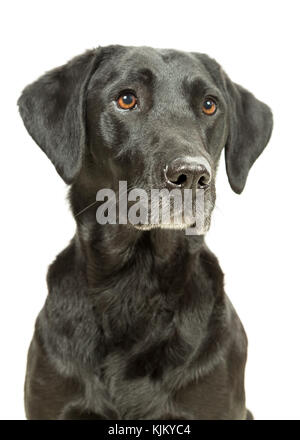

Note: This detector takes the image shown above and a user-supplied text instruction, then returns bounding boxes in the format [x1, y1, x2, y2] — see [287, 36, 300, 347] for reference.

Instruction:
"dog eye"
[202, 98, 217, 115]
[117, 93, 137, 110]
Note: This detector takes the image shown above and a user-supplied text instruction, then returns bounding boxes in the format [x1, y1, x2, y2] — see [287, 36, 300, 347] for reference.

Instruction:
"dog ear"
[18, 49, 100, 184]
[224, 79, 273, 194]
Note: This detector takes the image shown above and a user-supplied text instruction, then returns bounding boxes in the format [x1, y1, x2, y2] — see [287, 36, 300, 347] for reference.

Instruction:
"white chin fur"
[134, 223, 189, 230]
[133, 223, 209, 235]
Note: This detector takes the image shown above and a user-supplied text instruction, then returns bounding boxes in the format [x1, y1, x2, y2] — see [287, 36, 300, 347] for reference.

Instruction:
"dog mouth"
[128, 199, 213, 235]
[132, 212, 211, 235]
[95, 181, 214, 235]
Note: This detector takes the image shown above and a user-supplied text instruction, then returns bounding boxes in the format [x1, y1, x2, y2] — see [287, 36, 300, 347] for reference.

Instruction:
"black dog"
[18, 45, 272, 420]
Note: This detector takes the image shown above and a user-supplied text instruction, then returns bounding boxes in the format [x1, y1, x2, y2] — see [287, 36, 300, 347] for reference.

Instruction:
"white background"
[1, 0, 299, 420]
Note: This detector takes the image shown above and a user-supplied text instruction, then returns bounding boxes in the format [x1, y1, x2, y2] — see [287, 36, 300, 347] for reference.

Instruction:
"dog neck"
[70, 182, 206, 290]
[76, 215, 204, 287]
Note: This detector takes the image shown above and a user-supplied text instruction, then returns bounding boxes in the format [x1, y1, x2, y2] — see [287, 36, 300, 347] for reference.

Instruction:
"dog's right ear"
[18, 49, 100, 184]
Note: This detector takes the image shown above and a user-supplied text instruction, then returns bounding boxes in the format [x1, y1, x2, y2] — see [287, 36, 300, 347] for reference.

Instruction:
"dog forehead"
[121, 46, 207, 77]
[89, 46, 217, 94]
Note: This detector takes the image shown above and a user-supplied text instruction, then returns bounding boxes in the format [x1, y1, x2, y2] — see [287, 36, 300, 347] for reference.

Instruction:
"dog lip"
[132, 222, 195, 231]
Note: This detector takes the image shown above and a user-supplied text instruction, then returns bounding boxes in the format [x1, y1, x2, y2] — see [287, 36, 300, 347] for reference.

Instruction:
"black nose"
[165, 157, 211, 190]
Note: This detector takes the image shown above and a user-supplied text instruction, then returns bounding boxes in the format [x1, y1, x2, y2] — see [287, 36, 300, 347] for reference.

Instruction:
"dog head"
[18, 45, 273, 232]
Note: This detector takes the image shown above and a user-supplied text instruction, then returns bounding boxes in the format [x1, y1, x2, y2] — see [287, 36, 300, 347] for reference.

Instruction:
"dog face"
[18, 45, 273, 232]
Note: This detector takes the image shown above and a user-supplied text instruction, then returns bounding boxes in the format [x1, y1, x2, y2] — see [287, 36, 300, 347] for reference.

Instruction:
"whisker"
[74, 182, 139, 218]
[75, 200, 99, 217]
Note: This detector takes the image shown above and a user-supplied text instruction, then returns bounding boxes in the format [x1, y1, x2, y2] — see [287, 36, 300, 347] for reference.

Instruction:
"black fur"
[18, 45, 273, 419]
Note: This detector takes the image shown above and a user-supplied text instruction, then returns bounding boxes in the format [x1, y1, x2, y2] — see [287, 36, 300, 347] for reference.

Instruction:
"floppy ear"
[224, 80, 273, 194]
[18, 49, 100, 183]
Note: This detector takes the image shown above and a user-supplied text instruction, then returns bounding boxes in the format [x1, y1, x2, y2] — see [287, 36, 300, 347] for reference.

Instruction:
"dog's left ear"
[18, 49, 100, 183]
[224, 79, 273, 194]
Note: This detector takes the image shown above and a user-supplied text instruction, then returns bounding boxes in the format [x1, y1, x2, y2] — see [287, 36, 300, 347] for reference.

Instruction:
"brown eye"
[117, 93, 137, 110]
[202, 98, 217, 115]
